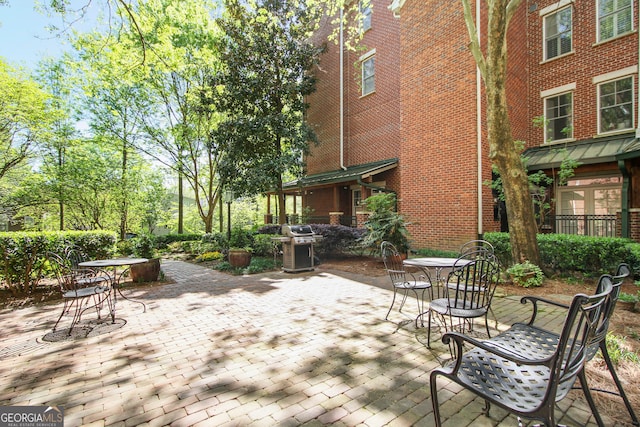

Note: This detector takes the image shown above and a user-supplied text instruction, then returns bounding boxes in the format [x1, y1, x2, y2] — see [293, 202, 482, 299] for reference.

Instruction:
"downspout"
[618, 160, 630, 238]
[475, 0, 483, 240]
[340, 7, 347, 171]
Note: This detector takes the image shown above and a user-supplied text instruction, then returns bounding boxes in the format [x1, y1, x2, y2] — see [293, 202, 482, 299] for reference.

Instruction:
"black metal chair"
[48, 252, 113, 335]
[381, 241, 433, 322]
[426, 254, 501, 348]
[430, 278, 613, 427]
[63, 246, 111, 288]
[480, 265, 638, 427]
[458, 239, 494, 258]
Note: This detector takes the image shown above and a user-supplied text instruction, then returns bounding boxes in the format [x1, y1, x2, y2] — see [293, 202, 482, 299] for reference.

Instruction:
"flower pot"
[228, 250, 252, 268]
[130, 258, 161, 282]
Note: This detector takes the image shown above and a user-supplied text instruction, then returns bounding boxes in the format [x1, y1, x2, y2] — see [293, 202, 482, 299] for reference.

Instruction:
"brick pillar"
[329, 212, 343, 225]
[356, 212, 370, 228]
[629, 209, 640, 243]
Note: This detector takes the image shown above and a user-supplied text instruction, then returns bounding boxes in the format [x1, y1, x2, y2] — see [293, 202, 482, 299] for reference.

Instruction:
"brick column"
[629, 209, 640, 243]
[356, 212, 370, 228]
[329, 212, 343, 225]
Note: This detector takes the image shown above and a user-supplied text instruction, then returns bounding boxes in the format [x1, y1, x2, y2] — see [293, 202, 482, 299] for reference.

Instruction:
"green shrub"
[484, 232, 640, 278]
[155, 233, 203, 249]
[0, 230, 116, 295]
[132, 234, 156, 258]
[252, 234, 275, 257]
[229, 226, 254, 250]
[195, 251, 224, 262]
[506, 261, 544, 288]
[605, 333, 640, 365]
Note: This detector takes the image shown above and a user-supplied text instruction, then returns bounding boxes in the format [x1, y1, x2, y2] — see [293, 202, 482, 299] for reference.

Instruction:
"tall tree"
[0, 60, 58, 181]
[128, 0, 224, 233]
[461, 0, 539, 265]
[214, 0, 324, 225]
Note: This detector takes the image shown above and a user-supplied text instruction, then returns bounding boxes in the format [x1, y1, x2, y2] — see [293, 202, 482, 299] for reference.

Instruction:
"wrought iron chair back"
[381, 241, 432, 321]
[47, 251, 112, 335]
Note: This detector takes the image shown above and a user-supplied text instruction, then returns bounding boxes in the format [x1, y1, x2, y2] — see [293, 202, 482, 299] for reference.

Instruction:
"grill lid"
[282, 224, 314, 236]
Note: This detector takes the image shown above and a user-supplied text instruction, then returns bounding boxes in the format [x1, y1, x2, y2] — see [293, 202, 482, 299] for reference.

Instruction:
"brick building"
[279, 0, 640, 251]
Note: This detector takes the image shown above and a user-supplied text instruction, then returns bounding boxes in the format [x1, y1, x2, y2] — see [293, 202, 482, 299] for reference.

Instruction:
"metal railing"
[544, 214, 617, 237]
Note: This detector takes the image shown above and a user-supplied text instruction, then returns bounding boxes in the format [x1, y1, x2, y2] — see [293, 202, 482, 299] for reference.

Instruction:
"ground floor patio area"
[0, 260, 623, 426]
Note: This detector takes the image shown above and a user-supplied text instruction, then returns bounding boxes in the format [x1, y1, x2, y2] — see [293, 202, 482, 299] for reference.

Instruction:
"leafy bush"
[605, 333, 640, 365]
[229, 226, 254, 249]
[132, 234, 156, 258]
[506, 261, 544, 288]
[0, 230, 116, 294]
[360, 193, 411, 254]
[195, 251, 224, 262]
[154, 233, 203, 249]
[310, 224, 366, 258]
[201, 232, 228, 248]
[253, 234, 276, 257]
[245, 257, 277, 274]
[257, 224, 283, 235]
[484, 232, 640, 278]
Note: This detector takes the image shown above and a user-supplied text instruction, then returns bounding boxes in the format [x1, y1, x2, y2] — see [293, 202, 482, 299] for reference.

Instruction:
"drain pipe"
[475, 0, 483, 240]
[340, 7, 347, 171]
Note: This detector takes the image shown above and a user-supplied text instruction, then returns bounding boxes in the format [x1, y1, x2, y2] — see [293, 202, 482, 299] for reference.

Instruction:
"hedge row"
[484, 232, 640, 277]
[0, 230, 117, 295]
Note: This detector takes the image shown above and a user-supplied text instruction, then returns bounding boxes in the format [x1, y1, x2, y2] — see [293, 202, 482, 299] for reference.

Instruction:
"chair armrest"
[519, 295, 570, 326]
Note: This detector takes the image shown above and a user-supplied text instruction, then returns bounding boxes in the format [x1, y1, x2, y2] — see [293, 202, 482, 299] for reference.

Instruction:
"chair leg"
[600, 343, 640, 426]
[430, 371, 443, 427]
[484, 313, 492, 339]
[385, 289, 398, 320]
[427, 310, 433, 348]
[398, 289, 409, 313]
[578, 370, 605, 427]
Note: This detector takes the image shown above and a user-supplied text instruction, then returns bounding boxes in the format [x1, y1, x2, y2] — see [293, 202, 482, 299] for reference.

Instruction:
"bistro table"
[78, 257, 148, 322]
[403, 257, 472, 327]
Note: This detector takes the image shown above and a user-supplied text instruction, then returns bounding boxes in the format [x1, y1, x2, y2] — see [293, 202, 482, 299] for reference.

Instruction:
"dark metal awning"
[283, 158, 398, 190]
[523, 132, 638, 170]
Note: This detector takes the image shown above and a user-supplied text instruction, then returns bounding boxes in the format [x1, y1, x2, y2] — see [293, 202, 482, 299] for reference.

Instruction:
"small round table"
[78, 258, 149, 321]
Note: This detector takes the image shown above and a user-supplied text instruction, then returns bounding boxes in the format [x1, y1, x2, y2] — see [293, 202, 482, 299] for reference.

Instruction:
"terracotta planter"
[130, 258, 161, 282]
[228, 250, 252, 268]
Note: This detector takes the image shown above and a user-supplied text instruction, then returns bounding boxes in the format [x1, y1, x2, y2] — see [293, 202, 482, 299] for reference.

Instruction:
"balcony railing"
[544, 214, 617, 237]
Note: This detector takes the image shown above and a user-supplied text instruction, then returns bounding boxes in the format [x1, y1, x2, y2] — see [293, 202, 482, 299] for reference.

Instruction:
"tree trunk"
[482, 0, 540, 266]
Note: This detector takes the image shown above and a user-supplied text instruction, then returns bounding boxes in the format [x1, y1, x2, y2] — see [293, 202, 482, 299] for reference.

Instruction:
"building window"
[361, 54, 375, 96]
[599, 76, 634, 133]
[544, 6, 572, 60]
[360, 0, 372, 32]
[545, 92, 573, 142]
[598, 0, 633, 42]
[556, 176, 621, 236]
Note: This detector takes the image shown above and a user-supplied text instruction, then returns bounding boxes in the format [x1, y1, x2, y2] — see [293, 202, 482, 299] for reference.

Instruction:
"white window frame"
[360, 0, 372, 32]
[597, 74, 635, 134]
[597, 0, 634, 43]
[541, 83, 575, 143]
[360, 50, 376, 97]
[542, 2, 573, 61]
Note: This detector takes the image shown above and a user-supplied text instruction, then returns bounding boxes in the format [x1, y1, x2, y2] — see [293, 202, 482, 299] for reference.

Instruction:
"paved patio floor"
[0, 260, 627, 426]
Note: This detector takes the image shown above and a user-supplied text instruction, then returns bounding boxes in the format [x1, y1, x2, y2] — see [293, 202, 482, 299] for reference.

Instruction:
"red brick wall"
[398, 0, 503, 250]
[306, 0, 401, 175]
[526, 0, 638, 146]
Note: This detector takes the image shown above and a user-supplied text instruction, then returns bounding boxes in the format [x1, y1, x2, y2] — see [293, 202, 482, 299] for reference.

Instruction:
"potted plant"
[130, 234, 161, 282]
[227, 227, 254, 268]
[228, 247, 253, 268]
[360, 193, 411, 257]
[617, 292, 638, 311]
[506, 261, 544, 288]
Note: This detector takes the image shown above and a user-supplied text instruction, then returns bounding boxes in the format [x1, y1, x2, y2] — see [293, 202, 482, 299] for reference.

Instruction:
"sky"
[0, 1, 73, 70]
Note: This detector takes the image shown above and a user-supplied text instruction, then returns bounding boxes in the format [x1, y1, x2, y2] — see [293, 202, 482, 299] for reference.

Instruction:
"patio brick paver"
[0, 260, 625, 426]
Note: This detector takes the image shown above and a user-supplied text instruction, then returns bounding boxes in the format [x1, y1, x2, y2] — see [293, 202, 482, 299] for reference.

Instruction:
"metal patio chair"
[48, 252, 113, 335]
[430, 279, 613, 427]
[458, 239, 495, 258]
[480, 265, 638, 427]
[426, 254, 500, 348]
[381, 241, 433, 322]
